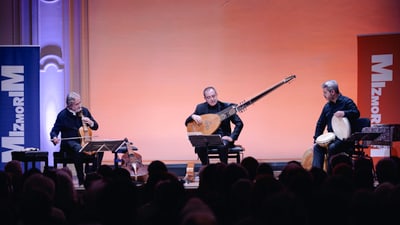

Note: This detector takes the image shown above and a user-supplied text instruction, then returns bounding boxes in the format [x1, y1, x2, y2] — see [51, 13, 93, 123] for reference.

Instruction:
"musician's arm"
[313, 107, 328, 142]
[83, 108, 99, 130]
[343, 98, 360, 120]
[185, 104, 204, 125]
[230, 114, 244, 141]
[50, 113, 63, 144]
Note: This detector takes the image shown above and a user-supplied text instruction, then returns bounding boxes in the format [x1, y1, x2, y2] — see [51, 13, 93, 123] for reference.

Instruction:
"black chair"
[331, 118, 373, 172]
[354, 118, 371, 133]
[348, 117, 381, 179]
[351, 117, 371, 157]
[207, 145, 245, 163]
[53, 151, 96, 168]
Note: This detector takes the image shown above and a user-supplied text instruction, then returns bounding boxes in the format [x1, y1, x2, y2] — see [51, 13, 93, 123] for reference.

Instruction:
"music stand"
[79, 139, 126, 153]
[188, 134, 223, 148]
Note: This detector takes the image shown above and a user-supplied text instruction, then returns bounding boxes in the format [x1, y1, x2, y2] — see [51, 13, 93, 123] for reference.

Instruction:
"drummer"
[312, 80, 360, 174]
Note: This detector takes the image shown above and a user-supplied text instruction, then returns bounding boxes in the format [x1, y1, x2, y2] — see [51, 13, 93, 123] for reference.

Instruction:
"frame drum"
[316, 132, 336, 148]
[331, 116, 351, 140]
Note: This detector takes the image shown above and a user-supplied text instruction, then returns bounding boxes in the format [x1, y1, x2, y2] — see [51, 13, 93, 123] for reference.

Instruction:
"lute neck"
[237, 75, 296, 111]
[216, 75, 296, 120]
[217, 105, 238, 120]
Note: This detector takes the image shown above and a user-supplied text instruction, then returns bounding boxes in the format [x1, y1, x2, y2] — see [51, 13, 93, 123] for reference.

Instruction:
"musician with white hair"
[312, 80, 360, 174]
[50, 91, 100, 186]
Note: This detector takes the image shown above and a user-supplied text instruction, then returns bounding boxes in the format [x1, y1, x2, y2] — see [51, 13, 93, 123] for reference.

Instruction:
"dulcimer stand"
[345, 132, 381, 157]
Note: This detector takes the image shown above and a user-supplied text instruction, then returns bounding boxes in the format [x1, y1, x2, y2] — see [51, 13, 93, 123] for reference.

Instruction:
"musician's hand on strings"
[191, 114, 202, 124]
[82, 116, 94, 127]
[51, 137, 60, 145]
[334, 111, 345, 118]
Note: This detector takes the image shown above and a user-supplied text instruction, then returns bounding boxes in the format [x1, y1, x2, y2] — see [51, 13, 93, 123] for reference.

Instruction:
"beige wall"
[86, 0, 400, 162]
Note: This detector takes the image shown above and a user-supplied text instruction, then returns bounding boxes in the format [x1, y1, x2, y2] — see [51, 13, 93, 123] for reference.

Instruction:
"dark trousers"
[195, 140, 232, 165]
[312, 138, 353, 174]
[66, 142, 104, 185]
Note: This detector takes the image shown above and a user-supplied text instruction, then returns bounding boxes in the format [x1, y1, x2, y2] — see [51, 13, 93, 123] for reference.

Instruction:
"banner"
[357, 33, 400, 160]
[0, 46, 40, 170]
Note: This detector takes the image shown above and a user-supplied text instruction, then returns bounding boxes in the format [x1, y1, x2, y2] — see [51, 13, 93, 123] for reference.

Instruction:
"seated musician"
[185, 86, 244, 165]
[312, 80, 360, 174]
[50, 91, 102, 186]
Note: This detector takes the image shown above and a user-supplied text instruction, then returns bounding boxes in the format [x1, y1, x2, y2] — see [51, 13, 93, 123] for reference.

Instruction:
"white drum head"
[316, 132, 336, 144]
[332, 116, 351, 140]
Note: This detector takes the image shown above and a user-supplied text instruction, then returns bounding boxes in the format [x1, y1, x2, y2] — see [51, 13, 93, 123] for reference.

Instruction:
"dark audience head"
[154, 172, 186, 207]
[98, 169, 138, 225]
[353, 157, 375, 190]
[309, 166, 328, 188]
[376, 157, 399, 185]
[5, 160, 23, 176]
[330, 153, 353, 171]
[278, 160, 303, 185]
[279, 161, 314, 201]
[332, 162, 354, 180]
[147, 160, 168, 176]
[51, 168, 78, 223]
[198, 163, 227, 193]
[0, 171, 11, 199]
[20, 173, 66, 224]
[256, 162, 274, 178]
[23, 167, 42, 179]
[60, 166, 73, 179]
[348, 189, 379, 225]
[390, 156, 400, 182]
[0, 171, 15, 225]
[180, 197, 217, 225]
[110, 167, 132, 184]
[227, 178, 254, 223]
[252, 174, 285, 219]
[151, 172, 186, 225]
[240, 156, 259, 181]
[221, 163, 249, 190]
[4, 160, 24, 194]
[97, 164, 113, 178]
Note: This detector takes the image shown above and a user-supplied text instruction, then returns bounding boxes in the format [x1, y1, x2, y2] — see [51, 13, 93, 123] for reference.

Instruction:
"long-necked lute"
[186, 75, 296, 135]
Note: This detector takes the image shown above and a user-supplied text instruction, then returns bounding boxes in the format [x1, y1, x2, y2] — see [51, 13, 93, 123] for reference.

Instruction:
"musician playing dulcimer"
[312, 80, 360, 174]
[185, 86, 244, 165]
[50, 91, 102, 186]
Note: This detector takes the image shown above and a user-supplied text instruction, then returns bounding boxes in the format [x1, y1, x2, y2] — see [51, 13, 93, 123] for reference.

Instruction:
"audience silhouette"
[1, 155, 400, 225]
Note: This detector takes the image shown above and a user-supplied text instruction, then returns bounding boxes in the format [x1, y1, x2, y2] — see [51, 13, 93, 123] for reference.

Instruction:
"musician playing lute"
[185, 86, 244, 165]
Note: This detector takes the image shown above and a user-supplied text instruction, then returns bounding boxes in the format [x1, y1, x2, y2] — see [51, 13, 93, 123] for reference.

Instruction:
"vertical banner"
[0, 46, 40, 170]
[358, 33, 400, 161]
